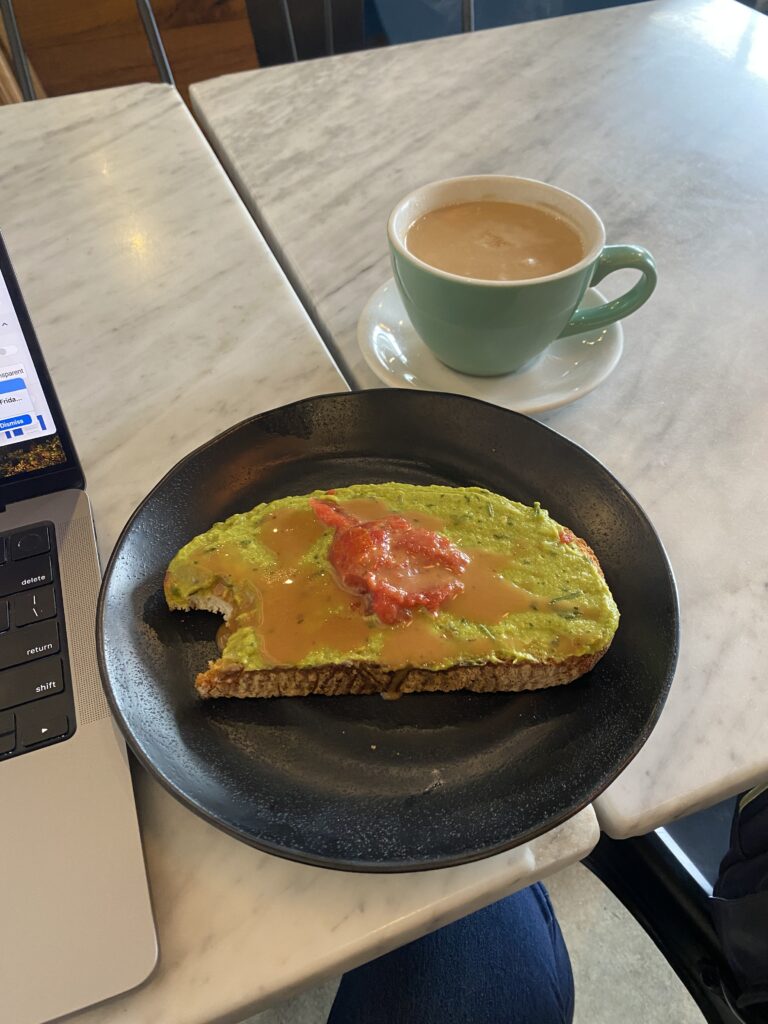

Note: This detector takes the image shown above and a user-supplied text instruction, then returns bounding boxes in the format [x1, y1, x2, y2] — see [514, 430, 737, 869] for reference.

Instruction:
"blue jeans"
[328, 883, 574, 1023]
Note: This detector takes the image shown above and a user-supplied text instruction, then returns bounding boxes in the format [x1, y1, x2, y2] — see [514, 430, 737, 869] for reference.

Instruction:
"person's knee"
[329, 886, 574, 1024]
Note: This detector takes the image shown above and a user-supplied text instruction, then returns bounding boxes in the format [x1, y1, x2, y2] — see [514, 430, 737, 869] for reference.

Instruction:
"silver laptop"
[0, 234, 157, 1024]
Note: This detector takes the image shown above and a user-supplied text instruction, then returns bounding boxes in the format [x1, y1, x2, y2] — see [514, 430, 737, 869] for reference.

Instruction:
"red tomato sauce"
[310, 499, 470, 625]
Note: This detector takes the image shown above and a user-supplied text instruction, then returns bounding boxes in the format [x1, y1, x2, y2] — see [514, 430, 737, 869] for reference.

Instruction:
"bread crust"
[171, 533, 609, 700]
[195, 649, 607, 699]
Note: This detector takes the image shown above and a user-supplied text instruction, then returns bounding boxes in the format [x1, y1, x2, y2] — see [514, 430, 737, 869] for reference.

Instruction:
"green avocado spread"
[165, 483, 619, 672]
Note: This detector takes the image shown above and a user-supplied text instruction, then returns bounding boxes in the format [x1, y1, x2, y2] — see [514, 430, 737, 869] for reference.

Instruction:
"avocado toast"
[164, 483, 619, 698]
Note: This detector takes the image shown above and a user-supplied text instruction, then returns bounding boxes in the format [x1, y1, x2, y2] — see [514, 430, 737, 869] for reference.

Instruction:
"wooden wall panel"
[12, 0, 258, 104]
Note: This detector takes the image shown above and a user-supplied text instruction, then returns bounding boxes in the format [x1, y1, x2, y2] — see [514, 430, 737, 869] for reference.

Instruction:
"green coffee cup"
[387, 175, 657, 376]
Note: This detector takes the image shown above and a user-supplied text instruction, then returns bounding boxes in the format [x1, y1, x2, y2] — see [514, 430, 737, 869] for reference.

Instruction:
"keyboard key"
[10, 525, 50, 560]
[0, 658, 64, 712]
[13, 586, 56, 626]
[0, 554, 52, 597]
[0, 619, 59, 671]
[18, 704, 68, 748]
[0, 524, 76, 760]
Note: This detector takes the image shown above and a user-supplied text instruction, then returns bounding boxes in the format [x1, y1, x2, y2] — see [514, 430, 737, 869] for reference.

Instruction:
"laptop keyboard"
[0, 521, 76, 761]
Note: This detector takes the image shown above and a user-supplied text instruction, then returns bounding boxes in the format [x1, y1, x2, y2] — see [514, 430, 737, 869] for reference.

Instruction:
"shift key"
[0, 657, 64, 711]
[0, 619, 59, 671]
[0, 554, 52, 597]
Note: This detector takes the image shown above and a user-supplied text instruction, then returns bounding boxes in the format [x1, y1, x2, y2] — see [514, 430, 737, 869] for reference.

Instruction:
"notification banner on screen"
[0, 277, 56, 450]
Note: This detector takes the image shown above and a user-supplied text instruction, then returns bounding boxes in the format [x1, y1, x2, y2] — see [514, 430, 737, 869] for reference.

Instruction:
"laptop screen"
[0, 234, 83, 505]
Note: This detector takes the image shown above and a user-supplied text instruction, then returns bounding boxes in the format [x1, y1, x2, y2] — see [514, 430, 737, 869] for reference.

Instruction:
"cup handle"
[558, 244, 657, 338]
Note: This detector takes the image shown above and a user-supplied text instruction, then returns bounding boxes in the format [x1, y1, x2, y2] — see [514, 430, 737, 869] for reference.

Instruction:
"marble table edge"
[188, 92, 358, 387]
[596, 761, 766, 840]
[216, 808, 599, 1021]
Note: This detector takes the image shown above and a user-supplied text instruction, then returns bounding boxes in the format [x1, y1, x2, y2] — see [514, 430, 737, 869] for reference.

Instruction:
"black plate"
[97, 391, 678, 872]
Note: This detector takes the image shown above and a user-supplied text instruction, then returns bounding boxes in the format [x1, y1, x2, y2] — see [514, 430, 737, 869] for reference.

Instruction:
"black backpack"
[711, 784, 768, 1017]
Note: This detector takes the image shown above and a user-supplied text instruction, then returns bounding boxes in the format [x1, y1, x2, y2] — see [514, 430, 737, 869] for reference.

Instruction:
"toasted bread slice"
[195, 649, 607, 698]
[165, 484, 619, 699]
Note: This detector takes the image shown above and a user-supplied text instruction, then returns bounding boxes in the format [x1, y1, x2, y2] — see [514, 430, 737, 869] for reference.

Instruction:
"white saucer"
[358, 280, 624, 414]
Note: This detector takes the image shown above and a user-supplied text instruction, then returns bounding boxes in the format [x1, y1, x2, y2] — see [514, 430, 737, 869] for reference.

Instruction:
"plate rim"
[96, 389, 680, 872]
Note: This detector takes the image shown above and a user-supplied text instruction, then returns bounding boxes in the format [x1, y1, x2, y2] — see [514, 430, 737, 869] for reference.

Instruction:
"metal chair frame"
[0, 0, 33, 99]
[247, 0, 477, 66]
[0, 0, 477, 95]
[0, 0, 174, 101]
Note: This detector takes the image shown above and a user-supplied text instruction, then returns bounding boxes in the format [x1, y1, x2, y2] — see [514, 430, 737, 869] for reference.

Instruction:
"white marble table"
[0, 83, 599, 1023]
[191, 0, 768, 840]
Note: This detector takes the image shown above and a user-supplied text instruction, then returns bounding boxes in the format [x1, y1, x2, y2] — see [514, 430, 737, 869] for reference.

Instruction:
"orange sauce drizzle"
[186, 500, 593, 668]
